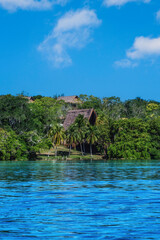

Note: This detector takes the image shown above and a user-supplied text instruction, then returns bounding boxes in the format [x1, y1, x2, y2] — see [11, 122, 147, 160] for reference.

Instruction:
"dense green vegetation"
[0, 94, 160, 160]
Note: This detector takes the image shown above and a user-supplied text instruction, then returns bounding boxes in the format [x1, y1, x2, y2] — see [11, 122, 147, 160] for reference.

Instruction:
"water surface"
[0, 160, 160, 239]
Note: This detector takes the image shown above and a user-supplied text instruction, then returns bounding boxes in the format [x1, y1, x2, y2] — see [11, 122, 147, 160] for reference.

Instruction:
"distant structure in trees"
[24, 96, 34, 103]
[57, 96, 81, 105]
[63, 108, 97, 130]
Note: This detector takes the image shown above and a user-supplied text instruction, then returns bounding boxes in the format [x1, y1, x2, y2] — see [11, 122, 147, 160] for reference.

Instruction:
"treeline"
[0, 94, 69, 160]
[0, 94, 160, 160]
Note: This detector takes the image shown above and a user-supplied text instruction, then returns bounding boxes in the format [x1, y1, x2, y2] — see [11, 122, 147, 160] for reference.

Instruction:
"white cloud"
[115, 59, 137, 68]
[0, 0, 67, 11]
[38, 9, 101, 67]
[103, 0, 150, 7]
[127, 36, 160, 59]
[116, 36, 160, 68]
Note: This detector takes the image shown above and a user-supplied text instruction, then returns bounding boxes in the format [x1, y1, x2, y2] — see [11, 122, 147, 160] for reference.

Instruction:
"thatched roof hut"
[57, 96, 80, 104]
[24, 96, 34, 103]
[63, 108, 97, 130]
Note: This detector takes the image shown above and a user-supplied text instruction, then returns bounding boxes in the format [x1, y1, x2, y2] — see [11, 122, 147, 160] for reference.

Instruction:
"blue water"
[0, 160, 160, 239]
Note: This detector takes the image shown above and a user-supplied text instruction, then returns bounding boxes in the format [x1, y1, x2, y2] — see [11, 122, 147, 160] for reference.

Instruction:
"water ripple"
[0, 160, 160, 239]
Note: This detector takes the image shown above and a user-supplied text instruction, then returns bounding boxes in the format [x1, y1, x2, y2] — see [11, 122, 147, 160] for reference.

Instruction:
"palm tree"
[96, 114, 111, 156]
[73, 115, 88, 155]
[86, 125, 98, 157]
[66, 125, 81, 156]
[49, 124, 65, 156]
[66, 131, 73, 156]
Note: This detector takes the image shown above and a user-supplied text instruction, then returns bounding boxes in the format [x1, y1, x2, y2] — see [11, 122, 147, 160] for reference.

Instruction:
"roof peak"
[63, 108, 96, 130]
[68, 108, 93, 112]
[57, 95, 80, 104]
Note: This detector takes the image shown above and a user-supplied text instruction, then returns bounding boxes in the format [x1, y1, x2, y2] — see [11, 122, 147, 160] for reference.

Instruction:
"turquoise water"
[0, 160, 160, 239]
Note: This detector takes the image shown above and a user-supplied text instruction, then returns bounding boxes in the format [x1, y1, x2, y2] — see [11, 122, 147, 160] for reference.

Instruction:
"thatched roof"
[57, 96, 80, 104]
[24, 97, 34, 103]
[63, 108, 96, 130]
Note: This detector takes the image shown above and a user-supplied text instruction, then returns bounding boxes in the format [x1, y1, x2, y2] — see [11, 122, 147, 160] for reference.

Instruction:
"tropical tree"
[0, 129, 24, 160]
[108, 118, 152, 160]
[102, 96, 124, 120]
[72, 115, 89, 155]
[20, 130, 43, 159]
[96, 114, 111, 157]
[124, 97, 148, 119]
[49, 125, 65, 156]
[0, 95, 34, 133]
[29, 97, 68, 134]
[66, 126, 81, 156]
[146, 102, 160, 119]
[86, 125, 98, 157]
[148, 117, 160, 159]
[79, 94, 102, 112]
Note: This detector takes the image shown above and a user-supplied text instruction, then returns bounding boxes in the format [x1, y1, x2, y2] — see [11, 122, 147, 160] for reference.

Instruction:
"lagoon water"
[0, 160, 160, 239]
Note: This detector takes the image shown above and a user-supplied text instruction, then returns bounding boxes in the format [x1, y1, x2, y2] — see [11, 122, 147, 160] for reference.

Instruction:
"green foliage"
[49, 124, 65, 156]
[86, 125, 98, 145]
[108, 119, 152, 160]
[29, 97, 67, 134]
[66, 115, 89, 155]
[102, 97, 124, 120]
[0, 95, 67, 160]
[124, 97, 147, 119]
[31, 95, 43, 101]
[86, 125, 98, 156]
[96, 114, 110, 155]
[146, 102, 160, 119]
[79, 95, 102, 112]
[49, 125, 65, 146]
[148, 117, 160, 159]
[1, 93, 160, 160]
[66, 126, 79, 146]
[0, 129, 25, 160]
[19, 131, 43, 159]
[0, 95, 34, 133]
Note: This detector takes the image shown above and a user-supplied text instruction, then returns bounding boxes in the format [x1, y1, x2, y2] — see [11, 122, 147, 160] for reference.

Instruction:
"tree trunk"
[69, 145, 71, 156]
[83, 142, 86, 155]
[90, 143, 93, 157]
[55, 146, 57, 157]
[80, 143, 83, 156]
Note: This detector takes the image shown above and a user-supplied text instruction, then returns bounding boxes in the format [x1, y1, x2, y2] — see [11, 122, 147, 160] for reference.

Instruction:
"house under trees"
[63, 108, 97, 130]
[57, 95, 81, 107]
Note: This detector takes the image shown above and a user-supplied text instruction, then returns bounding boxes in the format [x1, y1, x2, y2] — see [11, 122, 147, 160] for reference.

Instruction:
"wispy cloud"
[116, 36, 160, 68]
[103, 0, 150, 7]
[115, 59, 137, 68]
[156, 10, 160, 22]
[38, 9, 101, 67]
[0, 0, 67, 12]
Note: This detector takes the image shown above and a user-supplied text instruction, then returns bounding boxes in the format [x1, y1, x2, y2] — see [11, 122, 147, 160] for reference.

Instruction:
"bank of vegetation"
[0, 94, 160, 160]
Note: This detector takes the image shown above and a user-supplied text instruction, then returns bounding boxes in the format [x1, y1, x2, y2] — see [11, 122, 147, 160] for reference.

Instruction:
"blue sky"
[0, 0, 160, 100]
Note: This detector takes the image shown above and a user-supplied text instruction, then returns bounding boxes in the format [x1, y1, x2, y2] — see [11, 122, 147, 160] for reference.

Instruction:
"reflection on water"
[0, 160, 160, 239]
